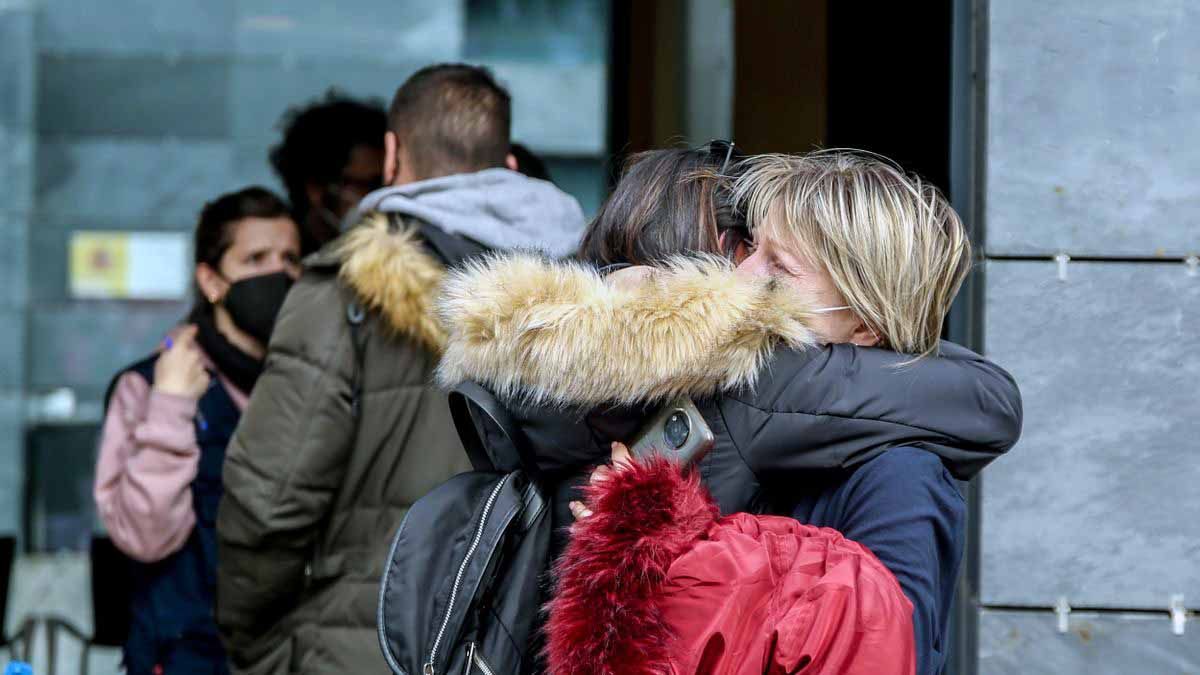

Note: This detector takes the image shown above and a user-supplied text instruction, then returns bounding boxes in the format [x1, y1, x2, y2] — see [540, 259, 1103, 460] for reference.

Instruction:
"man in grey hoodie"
[215, 64, 585, 675]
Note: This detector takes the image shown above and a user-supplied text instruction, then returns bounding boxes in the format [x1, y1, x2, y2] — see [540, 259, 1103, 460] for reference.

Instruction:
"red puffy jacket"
[545, 458, 915, 675]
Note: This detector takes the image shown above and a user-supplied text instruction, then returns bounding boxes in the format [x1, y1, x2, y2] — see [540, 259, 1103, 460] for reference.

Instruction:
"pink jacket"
[94, 347, 248, 563]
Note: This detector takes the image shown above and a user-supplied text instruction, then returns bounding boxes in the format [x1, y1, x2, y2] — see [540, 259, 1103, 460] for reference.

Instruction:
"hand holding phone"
[627, 397, 715, 467]
[570, 400, 716, 522]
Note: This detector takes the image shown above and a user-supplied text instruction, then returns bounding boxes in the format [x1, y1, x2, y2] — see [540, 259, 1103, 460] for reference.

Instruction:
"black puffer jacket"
[436, 254, 1022, 529]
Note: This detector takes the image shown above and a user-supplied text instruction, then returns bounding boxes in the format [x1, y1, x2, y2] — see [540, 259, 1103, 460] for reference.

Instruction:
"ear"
[718, 229, 752, 263]
[195, 262, 229, 306]
[384, 131, 400, 185]
[505, 153, 519, 171]
[848, 318, 882, 348]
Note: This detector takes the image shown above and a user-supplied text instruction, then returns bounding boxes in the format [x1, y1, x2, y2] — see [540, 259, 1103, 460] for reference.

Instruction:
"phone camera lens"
[664, 410, 691, 449]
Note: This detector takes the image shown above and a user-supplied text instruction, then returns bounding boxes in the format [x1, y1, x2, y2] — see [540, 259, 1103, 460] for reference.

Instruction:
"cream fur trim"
[437, 253, 818, 407]
[336, 213, 446, 353]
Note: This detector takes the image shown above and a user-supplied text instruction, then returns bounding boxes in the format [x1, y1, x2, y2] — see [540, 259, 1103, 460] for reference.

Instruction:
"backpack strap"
[449, 381, 540, 479]
[346, 300, 368, 419]
[387, 212, 490, 268]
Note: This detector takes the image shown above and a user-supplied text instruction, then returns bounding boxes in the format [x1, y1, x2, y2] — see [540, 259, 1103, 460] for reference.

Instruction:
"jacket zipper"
[464, 642, 495, 675]
[424, 475, 511, 675]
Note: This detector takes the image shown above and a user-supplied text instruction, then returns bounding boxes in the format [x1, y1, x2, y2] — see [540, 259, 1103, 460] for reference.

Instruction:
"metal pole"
[945, 0, 989, 673]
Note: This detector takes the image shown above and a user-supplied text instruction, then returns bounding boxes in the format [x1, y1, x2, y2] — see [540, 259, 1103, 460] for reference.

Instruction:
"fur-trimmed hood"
[437, 253, 820, 407]
[330, 213, 450, 353]
[330, 168, 587, 354]
[436, 253, 1021, 493]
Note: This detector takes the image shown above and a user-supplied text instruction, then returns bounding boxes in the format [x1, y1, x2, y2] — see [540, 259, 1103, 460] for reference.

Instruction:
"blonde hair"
[731, 150, 971, 358]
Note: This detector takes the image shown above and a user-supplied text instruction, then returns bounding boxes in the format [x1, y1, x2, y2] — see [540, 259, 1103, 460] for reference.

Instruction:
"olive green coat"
[216, 216, 472, 674]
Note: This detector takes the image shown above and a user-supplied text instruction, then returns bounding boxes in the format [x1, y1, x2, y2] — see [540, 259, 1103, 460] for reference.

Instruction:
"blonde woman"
[435, 151, 1021, 674]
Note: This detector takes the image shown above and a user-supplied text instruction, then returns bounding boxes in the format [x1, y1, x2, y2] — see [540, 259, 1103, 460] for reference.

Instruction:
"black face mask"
[221, 271, 295, 345]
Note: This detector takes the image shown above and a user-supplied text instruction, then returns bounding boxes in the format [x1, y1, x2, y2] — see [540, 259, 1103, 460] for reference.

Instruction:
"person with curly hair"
[269, 91, 387, 253]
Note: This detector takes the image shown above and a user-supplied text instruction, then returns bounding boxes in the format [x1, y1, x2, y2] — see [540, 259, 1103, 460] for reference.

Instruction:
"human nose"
[737, 248, 769, 278]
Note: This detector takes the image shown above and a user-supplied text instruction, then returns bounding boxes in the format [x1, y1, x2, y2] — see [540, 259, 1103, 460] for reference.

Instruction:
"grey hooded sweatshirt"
[216, 172, 585, 674]
[349, 168, 585, 257]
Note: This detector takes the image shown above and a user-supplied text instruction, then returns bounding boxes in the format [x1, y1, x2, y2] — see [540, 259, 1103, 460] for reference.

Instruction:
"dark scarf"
[193, 309, 264, 396]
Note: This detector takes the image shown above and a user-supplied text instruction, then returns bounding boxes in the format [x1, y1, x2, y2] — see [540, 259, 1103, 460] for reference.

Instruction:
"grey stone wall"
[986, 1, 1200, 257]
[980, 0, 1199, 669]
[981, 260, 1200, 609]
[979, 609, 1200, 673]
[1, 1, 35, 535]
[25, 0, 611, 414]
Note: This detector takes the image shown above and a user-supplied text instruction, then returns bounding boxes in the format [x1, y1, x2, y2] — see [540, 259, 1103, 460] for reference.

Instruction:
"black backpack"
[378, 382, 553, 675]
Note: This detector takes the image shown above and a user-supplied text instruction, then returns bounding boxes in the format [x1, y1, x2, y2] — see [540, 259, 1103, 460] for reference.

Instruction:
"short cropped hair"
[388, 64, 511, 181]
[732, 151, 971, 358]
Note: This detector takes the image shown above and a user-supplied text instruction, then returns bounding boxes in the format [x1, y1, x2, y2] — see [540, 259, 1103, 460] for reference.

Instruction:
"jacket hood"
[437, 254, 1022, 482]
[350, 168, 586, 258]
[330, 213, 448, 353]
[437, 253, 820, 407]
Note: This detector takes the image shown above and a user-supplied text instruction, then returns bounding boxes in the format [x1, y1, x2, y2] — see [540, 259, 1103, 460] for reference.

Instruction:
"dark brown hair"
[577, 148, 747, 266]
[190, 186, 291, 315]
[388, 63, 511, 181]
[269, 90, 385, 244]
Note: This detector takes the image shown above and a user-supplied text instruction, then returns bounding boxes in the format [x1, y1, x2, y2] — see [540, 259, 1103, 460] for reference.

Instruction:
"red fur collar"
[544, 458, 719, 675]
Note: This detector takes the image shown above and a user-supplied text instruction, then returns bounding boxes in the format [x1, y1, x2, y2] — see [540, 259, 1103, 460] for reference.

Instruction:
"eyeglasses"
[705, 139, 739, 174]
[597, 262, 632, 277]
[326, 173, 383, 206]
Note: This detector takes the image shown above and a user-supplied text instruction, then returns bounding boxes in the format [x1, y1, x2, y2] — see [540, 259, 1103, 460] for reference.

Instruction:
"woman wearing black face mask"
[94, 186, 301, 675]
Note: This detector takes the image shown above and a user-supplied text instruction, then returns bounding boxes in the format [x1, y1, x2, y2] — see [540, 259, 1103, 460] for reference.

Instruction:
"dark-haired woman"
[437, 149, 1020, 674]
[94, 187, 300, 674]
[577, 142, 748, 266]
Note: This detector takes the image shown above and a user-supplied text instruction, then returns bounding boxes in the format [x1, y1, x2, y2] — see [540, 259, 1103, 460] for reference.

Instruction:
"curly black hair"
[269, 90, 386, 233]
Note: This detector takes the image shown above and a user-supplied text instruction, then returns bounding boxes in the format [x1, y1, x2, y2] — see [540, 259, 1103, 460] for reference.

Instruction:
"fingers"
[163, 325, 199, 353]
[586, 443, 633, 487]
[568, 500, 593, 521]
[606, 265, 654, 291]
[154, 325, 211, 399]
[611, 441, 633, 469]
[190, 357, 210, 379]
[174, 324, 199, 347]
[572, 442, 637, 523]
[175, 345, 205, 372]
[588, 464, 612, 485]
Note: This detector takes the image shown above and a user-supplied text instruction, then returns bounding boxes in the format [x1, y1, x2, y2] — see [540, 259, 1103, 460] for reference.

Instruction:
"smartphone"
[628, 397, 715, 467]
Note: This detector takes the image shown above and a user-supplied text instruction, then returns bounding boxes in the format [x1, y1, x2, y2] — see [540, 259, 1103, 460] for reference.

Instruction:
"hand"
[153, 325, 211, 400]
[606, 265, 654, 291]
[569, 442, 633, 521]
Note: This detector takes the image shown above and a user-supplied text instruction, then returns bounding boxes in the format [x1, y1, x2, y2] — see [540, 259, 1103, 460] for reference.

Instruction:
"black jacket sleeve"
[721, 341, 1023, 483]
